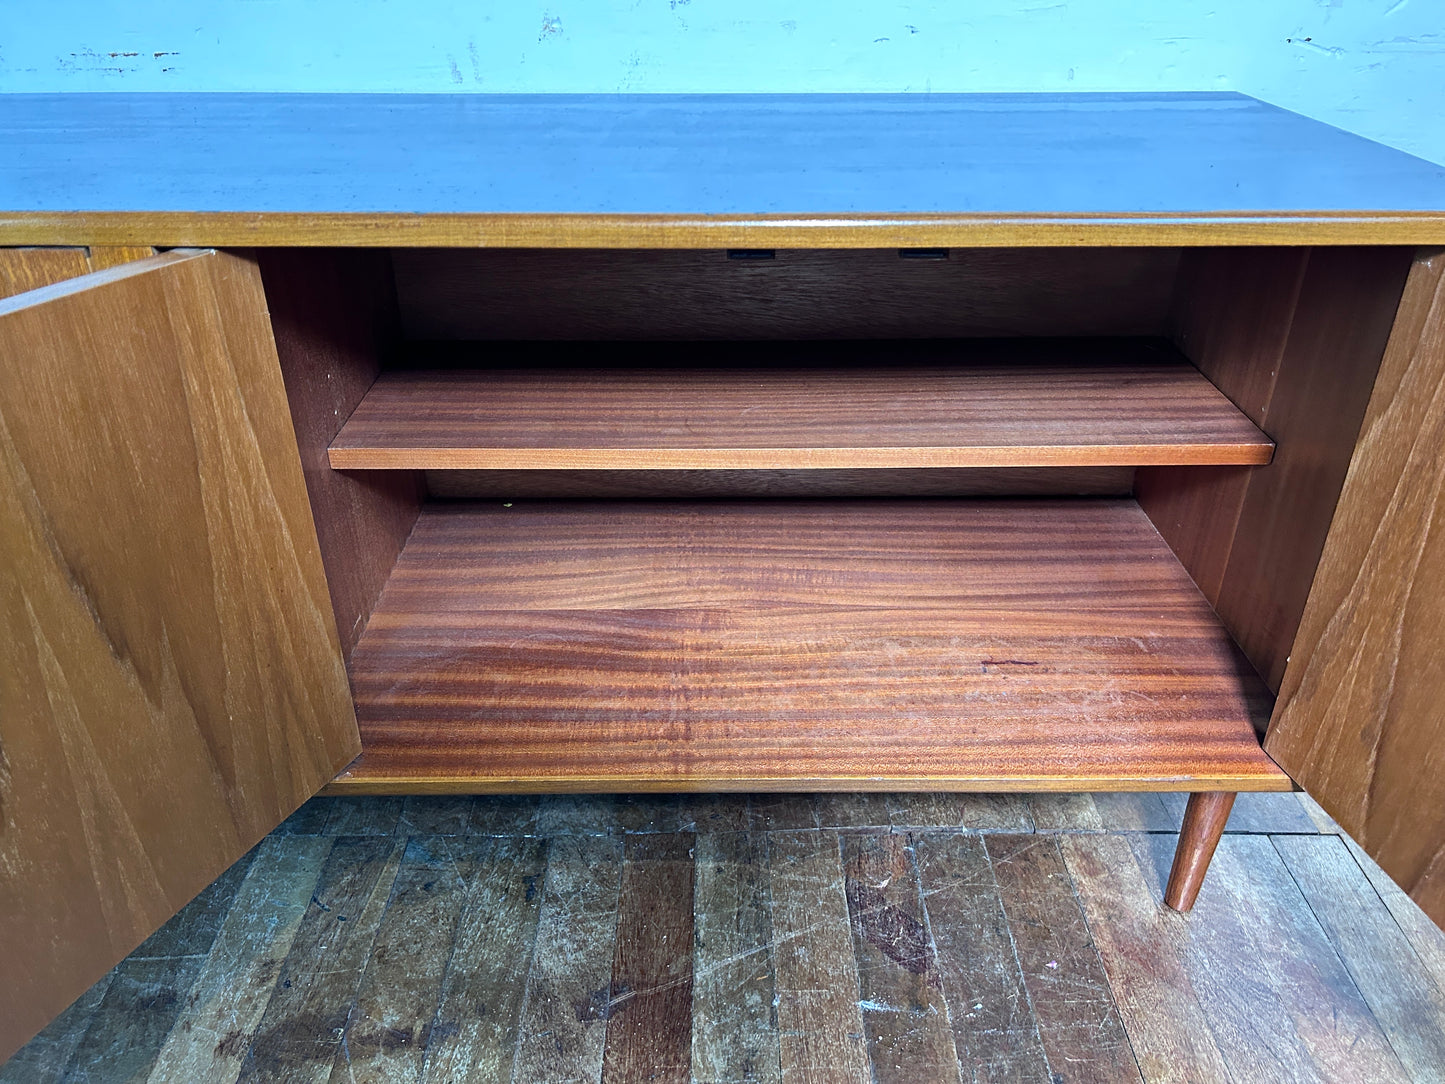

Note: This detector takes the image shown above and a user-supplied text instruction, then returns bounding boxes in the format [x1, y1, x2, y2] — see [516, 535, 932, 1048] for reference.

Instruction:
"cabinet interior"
[260, 245, 1411, 794]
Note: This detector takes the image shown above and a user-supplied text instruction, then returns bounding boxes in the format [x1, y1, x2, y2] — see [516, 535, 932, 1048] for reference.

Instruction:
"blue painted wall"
[2, 1, 1442, 165]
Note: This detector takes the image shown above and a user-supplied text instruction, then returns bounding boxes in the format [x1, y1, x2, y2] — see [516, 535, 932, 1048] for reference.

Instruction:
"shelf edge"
[327, 443, 1275, 471]
[321, 770, 1295, 796]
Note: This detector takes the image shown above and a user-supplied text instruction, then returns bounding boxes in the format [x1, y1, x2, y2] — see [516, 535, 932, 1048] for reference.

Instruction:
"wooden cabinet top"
[2, 91, 1444, 247]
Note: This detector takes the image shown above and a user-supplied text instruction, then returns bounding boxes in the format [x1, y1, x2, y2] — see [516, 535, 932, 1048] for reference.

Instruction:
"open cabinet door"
[1267, 247, 1445, 929]
[0, 249, 359, 1061]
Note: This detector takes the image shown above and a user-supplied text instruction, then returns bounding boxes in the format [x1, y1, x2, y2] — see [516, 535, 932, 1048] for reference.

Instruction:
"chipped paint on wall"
[0, 0, 1441, 163]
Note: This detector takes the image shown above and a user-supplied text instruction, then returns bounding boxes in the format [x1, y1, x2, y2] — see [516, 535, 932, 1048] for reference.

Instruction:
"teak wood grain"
[0, 250, 359, 1064]
[333, 499, 1289, 794]
[0, 247, 92, 299]
[1267, 248, 1445, 928]
[0, 246, 159, 301]
[329, 345, 1272, 472]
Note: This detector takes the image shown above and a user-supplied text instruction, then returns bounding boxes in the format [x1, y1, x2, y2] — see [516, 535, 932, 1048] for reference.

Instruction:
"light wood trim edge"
[4, 211, 1445, 248]
[327, 444, 1274, 471]
[322, 772, 1295, 795]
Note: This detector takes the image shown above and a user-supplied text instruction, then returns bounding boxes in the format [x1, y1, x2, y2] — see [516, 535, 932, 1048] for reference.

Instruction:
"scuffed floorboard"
[5, 791, 1443, 1084]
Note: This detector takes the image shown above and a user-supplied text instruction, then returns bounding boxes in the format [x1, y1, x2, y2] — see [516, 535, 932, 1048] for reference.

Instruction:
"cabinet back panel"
[392, 248, 1181, 341]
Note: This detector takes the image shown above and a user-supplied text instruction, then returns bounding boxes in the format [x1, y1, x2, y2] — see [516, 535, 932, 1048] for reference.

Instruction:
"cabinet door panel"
[0, 246, 158, 299]
[0, 249, 359, 1061]
[1266, 248, 1445, 928]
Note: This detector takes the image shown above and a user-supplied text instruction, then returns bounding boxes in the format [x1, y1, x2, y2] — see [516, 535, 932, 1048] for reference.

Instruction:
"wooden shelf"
[328, 341, 1273, 471]
[331, 498, 1291, 793]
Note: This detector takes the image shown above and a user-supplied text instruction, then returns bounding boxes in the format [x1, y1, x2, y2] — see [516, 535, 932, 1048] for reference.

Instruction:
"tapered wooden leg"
[1164, 791, 1236, 912]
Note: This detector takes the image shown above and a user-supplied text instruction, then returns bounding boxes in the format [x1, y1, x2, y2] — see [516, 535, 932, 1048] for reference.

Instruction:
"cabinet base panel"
[321, 775, 1292, 795]
[333, 498, 1291, 795]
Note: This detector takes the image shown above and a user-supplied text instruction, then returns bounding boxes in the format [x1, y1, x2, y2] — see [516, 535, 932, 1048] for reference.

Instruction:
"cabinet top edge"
[2, 92, 1443, 246]
[3, 211, 1445, 248]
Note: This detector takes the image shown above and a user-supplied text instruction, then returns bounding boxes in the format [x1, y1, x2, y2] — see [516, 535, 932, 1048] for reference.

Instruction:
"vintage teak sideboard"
[2, 92, 1445, 1060]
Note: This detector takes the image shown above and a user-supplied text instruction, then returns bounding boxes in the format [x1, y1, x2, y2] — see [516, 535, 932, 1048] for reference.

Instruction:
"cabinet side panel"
[1214, 247, 1412, 690]
[1137, 247, 1308, 605]
[0, 250, 360, 1062]
[259, 249, 424, 659]
[1140, 247, 1411, 691]
[1267, 249, 1445, 929]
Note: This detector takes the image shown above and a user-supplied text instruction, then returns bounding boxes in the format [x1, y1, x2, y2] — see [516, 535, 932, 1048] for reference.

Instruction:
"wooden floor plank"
[745, 796, 818, 832]
[0, 973, 114, 1084]
[1132, 834, 1407, 1084]
[58, 851, 257, 1083]
[1059, 834, 1232, 1083]
[58, 955, 208, 1084]
[329, 347, 1274, 471]
[420, 836, 548, 1084]
[676, 794, 755, 836]
[815, 794, 895, 829]
[333, 837, 475, 1082]
[1205, 837, 1410, 1084]
[147, 836, 333, 1084]
[985, 834, 1143, 1084]
[274, 800, 336, 837]
[1224, 793, 1318, 834]
[692, 831, 781, 1084]
[130, 847, 258, 961]
[10, 798, 1439, 1084]
[769, 830, 870, 1084]
[340, 500, 1286, 794]
[841, 832, 960, 1083]
[323, 797, 403, 836]
[889, 794, 1034, 832]
[1026, 794, 1107, 833]
[614, 794, 708, 835]
[1128, 832, 1323, 1083]
[1341, 834, 1445, 998]
[1028, 792, 1315, 837]
[397, 796, 478, 836]
[1086, 793, 1180, 832]
[534, 795, 621, 837]
[913, 832, 1052, 1083]
[470, 795, 543, 837]
[511, 834, 624, 1084]
[1274, 835, 1445, 1083]
[601, 834, 696, 1084]
[236, 837, 405, 1083]
[1298, 794, 1344, 835]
